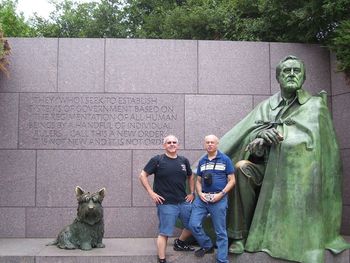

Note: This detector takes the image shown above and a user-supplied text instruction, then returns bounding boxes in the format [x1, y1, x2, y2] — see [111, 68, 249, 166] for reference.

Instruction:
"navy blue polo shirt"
[196, 151, 235, 193]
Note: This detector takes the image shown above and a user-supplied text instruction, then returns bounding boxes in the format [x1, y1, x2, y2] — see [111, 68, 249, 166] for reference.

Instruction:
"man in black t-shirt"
[139, 135, 195, 263]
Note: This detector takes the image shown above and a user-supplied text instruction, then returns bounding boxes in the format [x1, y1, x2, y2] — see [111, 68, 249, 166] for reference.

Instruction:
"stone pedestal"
[0, 238, 349, 263]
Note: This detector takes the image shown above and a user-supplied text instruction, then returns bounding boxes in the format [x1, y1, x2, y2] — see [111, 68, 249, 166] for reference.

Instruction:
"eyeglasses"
[166, 141, 177, 144]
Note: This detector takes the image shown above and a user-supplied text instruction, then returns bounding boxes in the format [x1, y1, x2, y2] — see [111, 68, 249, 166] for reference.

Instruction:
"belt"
[202, 191, 221, 194]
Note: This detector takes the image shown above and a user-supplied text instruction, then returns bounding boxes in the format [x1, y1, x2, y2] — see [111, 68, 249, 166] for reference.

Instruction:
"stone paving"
[0, 237, 349, 263]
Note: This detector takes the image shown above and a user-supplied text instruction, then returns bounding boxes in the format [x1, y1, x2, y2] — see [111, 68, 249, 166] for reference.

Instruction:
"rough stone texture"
[105, 39, 197, 93]
[0, 38, 57, 92]
[0, 238, 348, 263]
[26, 208, 77, 238]
[36, 150, 131, 207]
[104, 208, 158, 237]
[0, 208, 25, 237]
[341, 149, 350, 206]
[185, 95, 253, 149]
[328, 250, 350, 263]
[253, 95, 271, 107]
[0, 93, 18, 148]
[18, 93, 185, 149]
[0, 38, 349, 239]
[342, 206, 350, 236]
[58, 38, 104, 93]
[0, 257, 34, 263]
[233, 250, 350, 263]
[132, 149, 158, 207]
[270, 43, 331, 95]
[35, 256, 156, 263]
[332, 93, 350, 149]
[0, 150, 36, 206]
[26, 207, 158, 238]
[0, 238, 48, 255]
[343, 207, 350, 234]
[198, 41, 270, 95]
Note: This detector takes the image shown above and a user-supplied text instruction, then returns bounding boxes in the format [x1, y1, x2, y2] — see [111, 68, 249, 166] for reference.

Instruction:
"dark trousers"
[227, 160, 265, 240]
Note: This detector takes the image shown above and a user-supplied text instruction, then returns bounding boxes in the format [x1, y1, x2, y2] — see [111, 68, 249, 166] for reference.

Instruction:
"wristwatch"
[221, 190, 227, 196]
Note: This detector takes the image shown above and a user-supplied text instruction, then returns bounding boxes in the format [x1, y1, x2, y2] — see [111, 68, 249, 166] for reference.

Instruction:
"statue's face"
[278, 59, 305, 95]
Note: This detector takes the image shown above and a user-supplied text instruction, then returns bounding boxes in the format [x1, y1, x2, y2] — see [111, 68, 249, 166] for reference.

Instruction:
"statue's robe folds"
[219, 89, 350, 263]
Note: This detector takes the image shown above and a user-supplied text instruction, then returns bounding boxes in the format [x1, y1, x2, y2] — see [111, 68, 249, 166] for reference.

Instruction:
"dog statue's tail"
[46, 239, 58, 246]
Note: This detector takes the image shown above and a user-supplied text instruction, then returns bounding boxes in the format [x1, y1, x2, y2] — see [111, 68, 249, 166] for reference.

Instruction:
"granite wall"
[0, 38, 349, 238]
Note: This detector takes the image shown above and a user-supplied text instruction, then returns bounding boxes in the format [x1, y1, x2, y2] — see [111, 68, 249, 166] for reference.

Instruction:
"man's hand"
[210, 192, 225, 203]
[199, 192, 222, 203]
[199, 192, 209, 203]
[185, 193, 195, 203]
[149, 191, 165, 204]
[257, 128, 283, 145]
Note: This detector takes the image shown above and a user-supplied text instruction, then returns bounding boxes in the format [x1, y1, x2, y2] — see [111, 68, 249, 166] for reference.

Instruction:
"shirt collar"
[204, 150, 222, 161]
[269, 88, 311, 110]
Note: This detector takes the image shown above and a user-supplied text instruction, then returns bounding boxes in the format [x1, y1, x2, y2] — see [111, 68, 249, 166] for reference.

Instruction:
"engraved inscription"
[19, 94, 184, 149]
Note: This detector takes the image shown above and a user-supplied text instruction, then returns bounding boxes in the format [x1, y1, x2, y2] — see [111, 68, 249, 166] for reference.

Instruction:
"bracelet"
[191, 192, 195, 195]
[221, 190, 227, 196]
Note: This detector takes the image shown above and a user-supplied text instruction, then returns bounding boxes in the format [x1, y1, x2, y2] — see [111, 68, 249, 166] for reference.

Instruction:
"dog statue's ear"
[75, 186, 85, 198]
[98, 188, 106, 200]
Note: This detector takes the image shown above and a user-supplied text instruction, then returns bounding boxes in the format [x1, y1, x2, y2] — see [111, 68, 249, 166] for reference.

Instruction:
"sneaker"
[173, 238, 195, 251]
[194, 246, 214, 257]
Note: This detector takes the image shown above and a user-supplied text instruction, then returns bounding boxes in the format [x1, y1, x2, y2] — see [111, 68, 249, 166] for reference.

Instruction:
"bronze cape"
[220, 89, 350, 262]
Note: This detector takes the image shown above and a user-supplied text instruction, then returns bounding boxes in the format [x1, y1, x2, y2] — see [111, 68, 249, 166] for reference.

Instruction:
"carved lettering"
[20, 94, 183, 149]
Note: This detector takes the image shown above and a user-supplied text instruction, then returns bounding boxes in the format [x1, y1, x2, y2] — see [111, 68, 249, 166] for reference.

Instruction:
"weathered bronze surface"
[47, 186, 106, 250]
[219, 55, 350, 263]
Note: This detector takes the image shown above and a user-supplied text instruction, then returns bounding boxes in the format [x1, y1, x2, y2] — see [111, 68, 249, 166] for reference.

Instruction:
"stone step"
[0, 238, 349, 263]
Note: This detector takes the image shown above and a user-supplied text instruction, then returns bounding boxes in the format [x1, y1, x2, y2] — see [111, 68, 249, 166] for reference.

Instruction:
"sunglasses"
[166, 141, 177, 144]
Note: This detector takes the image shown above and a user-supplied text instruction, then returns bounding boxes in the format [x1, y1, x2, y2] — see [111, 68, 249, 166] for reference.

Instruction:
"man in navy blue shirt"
[189, 134, 235, 263]
[139, 135, 195, 263]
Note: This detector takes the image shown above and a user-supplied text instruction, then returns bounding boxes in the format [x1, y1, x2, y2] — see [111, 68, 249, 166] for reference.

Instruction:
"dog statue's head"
[75, 186, 106, 226]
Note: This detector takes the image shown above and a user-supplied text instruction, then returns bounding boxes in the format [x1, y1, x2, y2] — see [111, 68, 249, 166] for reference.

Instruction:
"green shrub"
[0, 24, 11, 77]
[328, 20, 350, 81]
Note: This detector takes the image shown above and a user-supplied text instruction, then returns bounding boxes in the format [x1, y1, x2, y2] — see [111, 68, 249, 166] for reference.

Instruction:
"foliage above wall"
[328, 20, 350, 81]
[0, 25, 11, 77]
[0, 0, 33, 37]
[0, 0, 349, 79]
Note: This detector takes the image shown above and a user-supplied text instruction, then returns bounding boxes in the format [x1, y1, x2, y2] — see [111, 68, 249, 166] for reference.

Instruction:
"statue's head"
[276, 55, 306, 96]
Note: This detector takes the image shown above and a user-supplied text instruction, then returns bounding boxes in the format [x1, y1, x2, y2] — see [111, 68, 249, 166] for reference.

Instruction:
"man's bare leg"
[178, 228, 192, 242]
[157, 234, 168, 261]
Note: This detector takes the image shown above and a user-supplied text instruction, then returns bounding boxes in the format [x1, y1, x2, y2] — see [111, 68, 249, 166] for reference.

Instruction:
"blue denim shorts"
[157, 202, 192, 236]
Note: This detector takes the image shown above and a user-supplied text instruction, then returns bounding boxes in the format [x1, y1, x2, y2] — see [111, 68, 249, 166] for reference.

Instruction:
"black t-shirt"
[143, 154, 192, 204]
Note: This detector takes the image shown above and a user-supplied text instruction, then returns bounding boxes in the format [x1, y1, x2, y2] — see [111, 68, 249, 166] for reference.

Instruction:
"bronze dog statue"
[47, 186, 106, 250]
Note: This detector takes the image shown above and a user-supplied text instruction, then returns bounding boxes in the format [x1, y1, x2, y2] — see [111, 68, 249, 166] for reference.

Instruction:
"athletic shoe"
[173, 238, 195, 251]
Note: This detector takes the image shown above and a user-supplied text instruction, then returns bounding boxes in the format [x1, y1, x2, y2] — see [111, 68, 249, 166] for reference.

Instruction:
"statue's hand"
[257, 128, 283, 145]
[245, 138, 265, 157]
